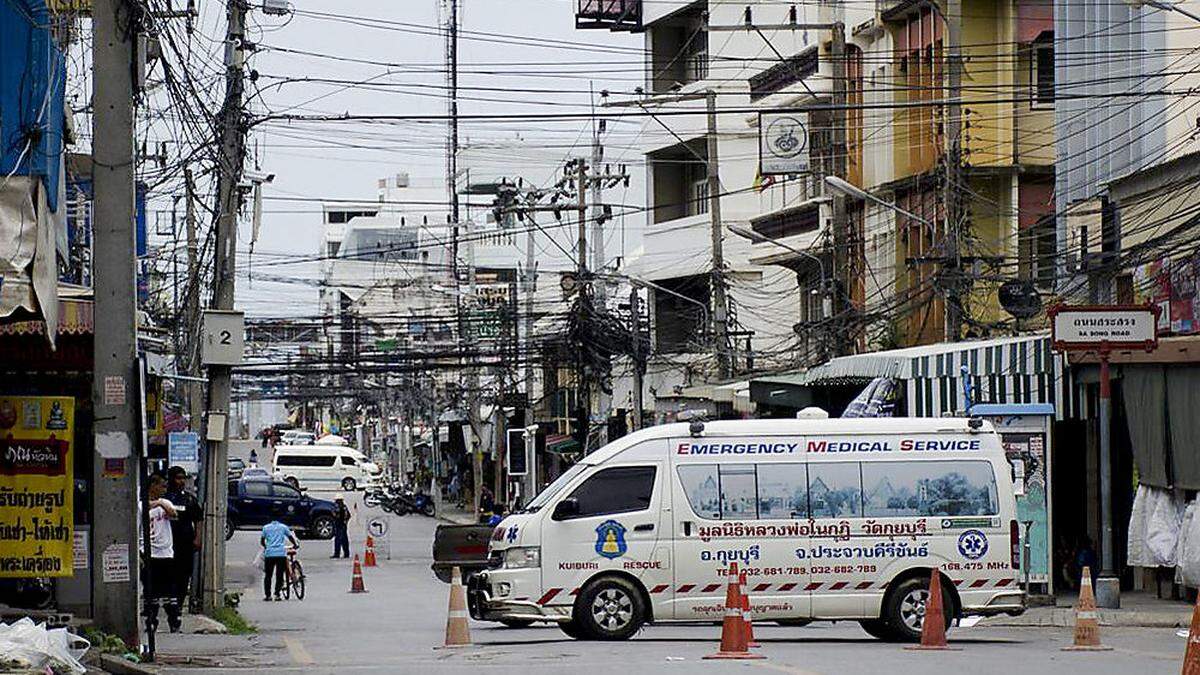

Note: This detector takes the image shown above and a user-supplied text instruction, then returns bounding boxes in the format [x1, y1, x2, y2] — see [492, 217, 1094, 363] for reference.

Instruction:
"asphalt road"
[156, 492, 1190, 674]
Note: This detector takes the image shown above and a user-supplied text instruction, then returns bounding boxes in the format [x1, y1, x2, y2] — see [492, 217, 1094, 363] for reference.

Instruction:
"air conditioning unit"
[262, 0, 290, 16]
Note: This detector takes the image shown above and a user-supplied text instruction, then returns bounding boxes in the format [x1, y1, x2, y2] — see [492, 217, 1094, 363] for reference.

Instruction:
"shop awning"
[750, 333, 1063, 418]
[545, 433, 580, 454]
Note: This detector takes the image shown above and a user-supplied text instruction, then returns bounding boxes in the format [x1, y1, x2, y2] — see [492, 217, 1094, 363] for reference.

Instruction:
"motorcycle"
[377, 486, 435, 517]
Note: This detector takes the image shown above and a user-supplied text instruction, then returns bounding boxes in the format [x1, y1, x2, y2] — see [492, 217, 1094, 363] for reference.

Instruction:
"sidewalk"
[981, 591, 1194, 628]
[437, 506, 477, 525]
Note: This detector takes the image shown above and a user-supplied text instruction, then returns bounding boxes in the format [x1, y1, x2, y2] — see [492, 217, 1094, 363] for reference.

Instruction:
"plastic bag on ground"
[1128, 485, 1151, 566]
[1179, 500, 1200, 587]
[0, 617, 89, 674]
[1146, 488, 1183, 566]
[1177, 502, 1195, 585]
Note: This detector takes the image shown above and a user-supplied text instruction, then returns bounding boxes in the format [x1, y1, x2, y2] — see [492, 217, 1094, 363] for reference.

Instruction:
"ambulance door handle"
[634, 523, 654, 532]
[682, 521, 693, 537]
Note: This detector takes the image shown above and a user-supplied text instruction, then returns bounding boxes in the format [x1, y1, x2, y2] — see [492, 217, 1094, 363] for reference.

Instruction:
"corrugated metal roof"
[784, 333, 1051, 385]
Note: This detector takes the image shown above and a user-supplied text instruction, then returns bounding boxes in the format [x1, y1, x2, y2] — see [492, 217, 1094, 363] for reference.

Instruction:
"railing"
[575, 0, 641, 31]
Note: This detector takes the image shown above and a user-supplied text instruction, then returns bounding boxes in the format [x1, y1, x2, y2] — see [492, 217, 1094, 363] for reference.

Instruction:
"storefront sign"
[759, 112, 810, 175]
[0, 396, 75, 577]
[1049, 304, 1158, 351]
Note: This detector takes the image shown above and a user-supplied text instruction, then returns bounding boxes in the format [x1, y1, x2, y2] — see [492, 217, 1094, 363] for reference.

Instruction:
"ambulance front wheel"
[574, 576, 647, 640]
[559, 618, 586, 639]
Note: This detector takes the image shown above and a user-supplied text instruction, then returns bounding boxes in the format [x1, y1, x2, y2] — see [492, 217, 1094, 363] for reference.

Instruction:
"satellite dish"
[998, 279, 1042, 319]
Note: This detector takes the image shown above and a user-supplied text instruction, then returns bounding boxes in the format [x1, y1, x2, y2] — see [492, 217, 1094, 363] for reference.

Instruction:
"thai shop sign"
[759, 111, 810, 176]
[0, 396, 74, 576]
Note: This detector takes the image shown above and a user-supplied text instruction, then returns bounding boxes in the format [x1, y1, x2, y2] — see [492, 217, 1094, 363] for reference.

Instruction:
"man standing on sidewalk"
[145, 474, 180, 632]
[165, 466, 202, 615]
[331, 494, 351, 559]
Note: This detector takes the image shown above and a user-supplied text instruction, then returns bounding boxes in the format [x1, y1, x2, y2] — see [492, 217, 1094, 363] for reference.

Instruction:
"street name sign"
[1048, 304, 1158, 352]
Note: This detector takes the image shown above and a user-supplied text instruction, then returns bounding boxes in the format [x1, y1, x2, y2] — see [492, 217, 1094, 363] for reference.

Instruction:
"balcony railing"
[575, 0, 641, 31]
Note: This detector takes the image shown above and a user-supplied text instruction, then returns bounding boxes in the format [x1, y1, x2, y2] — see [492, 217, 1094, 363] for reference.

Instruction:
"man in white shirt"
[144, 474, 179, 632]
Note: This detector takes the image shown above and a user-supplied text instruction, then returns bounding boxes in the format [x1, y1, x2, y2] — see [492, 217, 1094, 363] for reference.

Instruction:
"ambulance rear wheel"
[575, 577, 646, 641]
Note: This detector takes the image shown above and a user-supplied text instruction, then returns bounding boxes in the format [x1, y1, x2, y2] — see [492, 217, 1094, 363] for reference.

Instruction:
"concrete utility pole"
[629, 286, 645, 431]
[828, 23, 851, 357]
[523, 220, 537, 499]
[201, 0, 248, 615]
[184, 169, 203, 430]
[91, 0, 141, 646]
[705, 91, 731, 379]
[943, 0, 964, 341]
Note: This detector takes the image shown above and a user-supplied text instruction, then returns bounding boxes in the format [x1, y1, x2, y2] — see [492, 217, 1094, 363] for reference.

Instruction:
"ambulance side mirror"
[552, 498, 580, 521]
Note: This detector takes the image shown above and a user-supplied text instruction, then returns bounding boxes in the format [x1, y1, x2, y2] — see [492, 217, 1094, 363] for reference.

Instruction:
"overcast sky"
[228, 1, 643, 317]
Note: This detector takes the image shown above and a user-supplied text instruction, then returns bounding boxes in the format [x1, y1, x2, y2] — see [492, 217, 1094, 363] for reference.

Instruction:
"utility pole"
[184, 169, 203, 430]
[828, 23, 851, 356]
[705, 91, 731, 379]
[944, 0, 964, 341]
[629, 286, 645, 431]
[574, 159, 591, 451]
[523, 220, 537, 500]
[200, 0, 247, 615]
[91, 0, 140, 646]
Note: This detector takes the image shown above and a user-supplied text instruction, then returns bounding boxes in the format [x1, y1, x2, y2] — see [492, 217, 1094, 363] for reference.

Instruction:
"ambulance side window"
[808, 463, 863, 518]
[861, 461, 998, 517]
[566, 466, 657, 518]
[677, 463, 808, 520]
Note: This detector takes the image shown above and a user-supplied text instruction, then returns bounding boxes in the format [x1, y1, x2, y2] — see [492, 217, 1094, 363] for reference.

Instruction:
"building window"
[686, 162, 709, 216]
[1019, 216, 1057, 290]
[650, 138, 708, 223]
[653, 274, 709, 353]
[1033, 39, 1054, 106]
[648, 1, 708, 93]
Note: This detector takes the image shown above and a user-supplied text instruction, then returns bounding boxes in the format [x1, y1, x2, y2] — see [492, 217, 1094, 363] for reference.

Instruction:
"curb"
[99, 654, 157, 675]
[981, 609, 1193, 628]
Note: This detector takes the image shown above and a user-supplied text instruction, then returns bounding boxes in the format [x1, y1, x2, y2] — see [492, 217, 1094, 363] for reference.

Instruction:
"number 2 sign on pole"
[201, 310, 246, 366]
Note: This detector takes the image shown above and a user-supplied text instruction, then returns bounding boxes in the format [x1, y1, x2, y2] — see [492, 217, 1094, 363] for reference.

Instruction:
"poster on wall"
[1001, 432, 1048, 584]
[0, 396, 75, 577]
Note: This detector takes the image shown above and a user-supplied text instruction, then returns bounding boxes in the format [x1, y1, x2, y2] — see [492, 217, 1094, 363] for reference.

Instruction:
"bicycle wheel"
[281, 577, 290, 600]
[293, 562, 305, 600]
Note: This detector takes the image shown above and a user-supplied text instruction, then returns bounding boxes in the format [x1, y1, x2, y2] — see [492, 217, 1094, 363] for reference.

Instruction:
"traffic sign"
[759, 111, 809, 175]
[367, 517, 388, 538]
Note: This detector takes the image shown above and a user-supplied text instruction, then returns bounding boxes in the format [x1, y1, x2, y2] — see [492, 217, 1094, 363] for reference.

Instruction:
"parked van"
[469, 416, 1024, 641]
[272, 444, 381, 492]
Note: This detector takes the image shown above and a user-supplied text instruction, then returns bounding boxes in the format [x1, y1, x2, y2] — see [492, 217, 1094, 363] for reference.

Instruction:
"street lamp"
[725, 223, 830, 317]
[823, 176, 935, 230]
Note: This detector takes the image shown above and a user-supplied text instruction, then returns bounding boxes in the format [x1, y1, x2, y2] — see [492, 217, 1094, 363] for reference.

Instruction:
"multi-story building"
[578, 0, 1059, 378]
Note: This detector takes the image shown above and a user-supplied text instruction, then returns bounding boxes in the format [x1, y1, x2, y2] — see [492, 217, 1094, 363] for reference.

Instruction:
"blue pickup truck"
[225, 479, 338, 540]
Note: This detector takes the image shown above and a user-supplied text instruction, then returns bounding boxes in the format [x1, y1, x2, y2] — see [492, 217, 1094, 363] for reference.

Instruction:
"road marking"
[283, 636, 315, 666]
[749, 660, 821, 675]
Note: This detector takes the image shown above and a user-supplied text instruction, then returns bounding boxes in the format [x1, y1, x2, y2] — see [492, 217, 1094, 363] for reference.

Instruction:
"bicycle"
[280, 546, 305, 600]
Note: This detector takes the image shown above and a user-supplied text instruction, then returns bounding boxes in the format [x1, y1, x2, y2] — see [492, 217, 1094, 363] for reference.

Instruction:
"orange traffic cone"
[1062, 567, 1111, 651]
[740, 572, 761, 648]
[905, 569, 958, 651]
[363, 535, 377, 567]
[439, 566, 472, 648]
[348, 554, 368, 593]
[704, 563, 764, 660]
[1182, 593, 1200, 674]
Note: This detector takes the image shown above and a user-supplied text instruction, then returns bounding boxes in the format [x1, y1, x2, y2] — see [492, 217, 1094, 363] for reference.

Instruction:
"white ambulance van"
[468, 416, 1024, 641]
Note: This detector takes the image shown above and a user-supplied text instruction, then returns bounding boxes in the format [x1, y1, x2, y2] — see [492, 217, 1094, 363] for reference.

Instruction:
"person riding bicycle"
[261, 518, 299, 601]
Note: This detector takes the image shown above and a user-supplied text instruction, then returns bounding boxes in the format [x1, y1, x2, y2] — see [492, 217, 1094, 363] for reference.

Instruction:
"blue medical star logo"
[957, 529, 989, 560]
